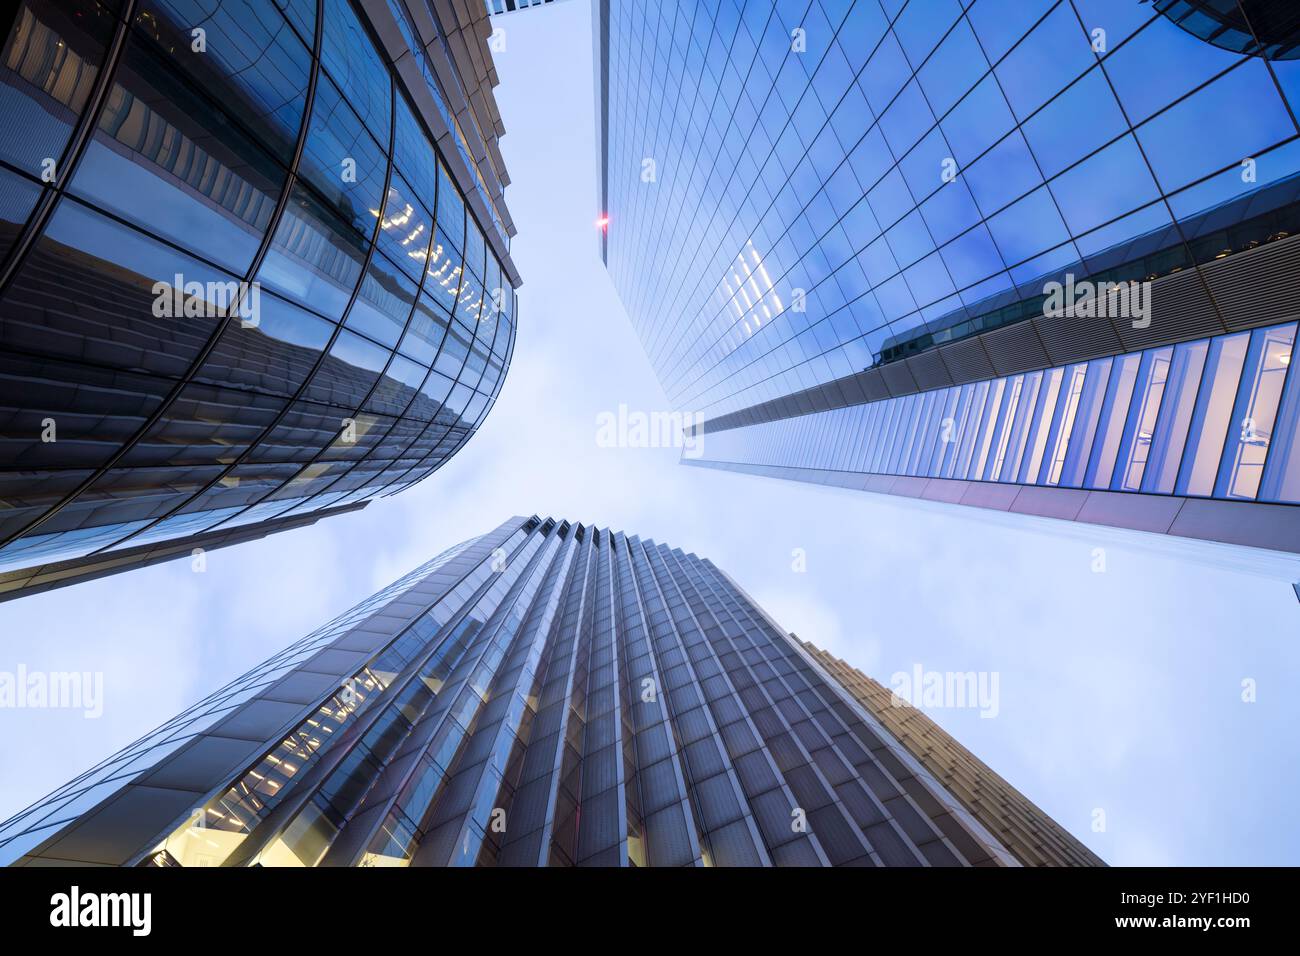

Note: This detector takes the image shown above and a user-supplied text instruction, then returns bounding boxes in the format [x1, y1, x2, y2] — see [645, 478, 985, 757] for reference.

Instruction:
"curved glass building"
[595, 0, 1300, 555]
[0, 0, 520, 600]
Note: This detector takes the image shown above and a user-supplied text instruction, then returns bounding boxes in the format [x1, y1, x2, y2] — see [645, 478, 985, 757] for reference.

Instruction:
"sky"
[2, 0, 1300, 866]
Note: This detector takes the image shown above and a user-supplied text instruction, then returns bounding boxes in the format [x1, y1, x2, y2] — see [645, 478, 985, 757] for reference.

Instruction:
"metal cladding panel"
[936, 337, 995, 385]
[982, 321, 1051, 377]
[20, 787, 206, 867]
[685, 459, 1300, 558]
[1033, 309, 1125, 366]
[1167, 497, 1300, 552]
[1202, 236, 1300, 332]
[1122, 270, 1225, 350]
[879, 360, 919, 397]
[904, 349, 954, 392]
[859, 368, 893, 402]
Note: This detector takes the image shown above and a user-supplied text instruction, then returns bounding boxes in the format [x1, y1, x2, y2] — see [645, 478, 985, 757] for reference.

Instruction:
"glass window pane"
[1214, 324, 1297, 500]
[0, 1, 117, 173]
[1041, 363, 1087, 486]
[1085, 353, 1140, 489]
[73, 21, 291, 274]
[1135, 61, 1294, 195]
[393, 90, 438, 210]
[986, 374, 1025, 481]
[298, 71, 387, 238]
[376, 172, 433, 281]
[1176, 332, 1249, 496]
[955, 380, 990, 478]
[1112, 347, 1172, 492]
[1002, 369, 1042, 482]
[257, 182, 367, 321]
[345, 251, 417, 348]
[971, 378, 1007, 479]
[319, 0, 391, 145]
[1143, 340, 1208, 494]
[1259, 338, 1300, 503]
[1019, 366, 1062, 484]
[1061, 357, 1114, 488]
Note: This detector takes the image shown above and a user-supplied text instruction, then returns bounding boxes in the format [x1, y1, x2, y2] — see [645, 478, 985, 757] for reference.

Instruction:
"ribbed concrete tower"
[802, 641, 1103, 867]
[0, 515, 1098, 867]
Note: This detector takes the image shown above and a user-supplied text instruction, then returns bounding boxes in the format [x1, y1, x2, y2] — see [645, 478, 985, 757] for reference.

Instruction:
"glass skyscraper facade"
[0, 0, 520, 600]
[484, 0, 567, 15]
[0, 515, 1099, 867]
[595, 0, 1300, 554]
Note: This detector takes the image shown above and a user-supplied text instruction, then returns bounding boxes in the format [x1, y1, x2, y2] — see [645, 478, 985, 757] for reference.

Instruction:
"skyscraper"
[484, 0, 569, 15]
[594, 0, 1300, 555]
[0, 0, 520, 601]
[801, 641, 1104, 867]
[0, 515, 1098, 867]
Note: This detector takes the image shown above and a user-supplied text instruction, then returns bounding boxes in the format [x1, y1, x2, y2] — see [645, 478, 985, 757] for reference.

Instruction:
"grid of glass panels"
[603, 0, 1300, 425]
[0, 0, 516, 580]
[699, 320, 1300, 503]
[485, 0, 563, 14]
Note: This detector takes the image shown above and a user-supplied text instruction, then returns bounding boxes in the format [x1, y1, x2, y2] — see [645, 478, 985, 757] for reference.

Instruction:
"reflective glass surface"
[698, 321, 1300, 506]
[0, 0, 517, 584]
[603, 0, 1300, 424]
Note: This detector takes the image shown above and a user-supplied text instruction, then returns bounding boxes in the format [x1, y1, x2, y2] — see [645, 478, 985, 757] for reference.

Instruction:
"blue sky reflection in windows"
[0, 0, 520, 599]
[596, 0, 1300, 552]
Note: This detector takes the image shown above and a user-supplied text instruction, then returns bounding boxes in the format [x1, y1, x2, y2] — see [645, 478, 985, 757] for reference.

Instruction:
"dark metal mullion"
[194, 75, 445, 530]
[1065, 1, 1230, 338]
[90, 17, 411, 554]
[0, 0, 138, 294]
[0, 0, 325, 553]
[1253, 324, 1300, 501]
[360, 210, 482, 499]
[396, 283, 513, 485]
[1229, 0, 1300, 137]
[127, 522, 534, 868]
[267, 529, 555, 867]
